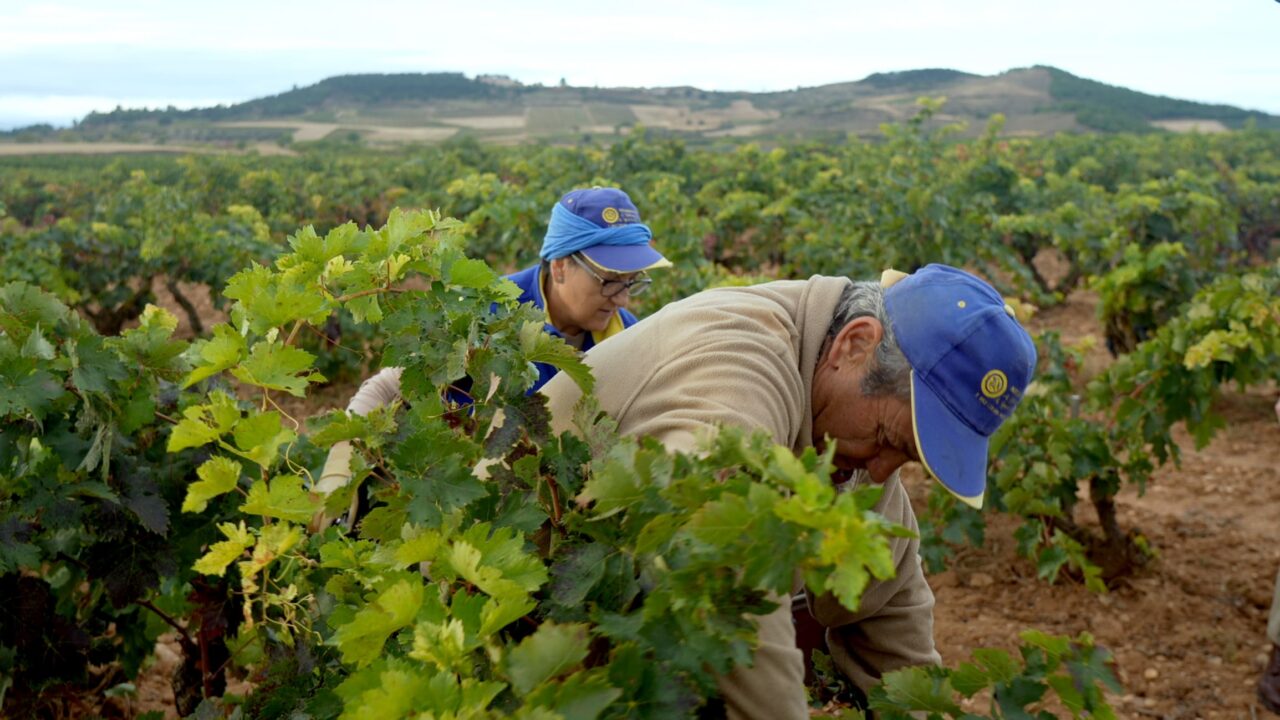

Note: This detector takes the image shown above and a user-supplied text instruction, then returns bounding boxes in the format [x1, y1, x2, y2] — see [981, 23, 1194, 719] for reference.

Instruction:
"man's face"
[811, 317, 920, 484]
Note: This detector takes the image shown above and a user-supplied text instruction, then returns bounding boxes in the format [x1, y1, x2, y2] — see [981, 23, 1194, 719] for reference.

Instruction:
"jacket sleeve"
[345, 366, 404, 416]
[315, 367, 404, 494]
[589, 336, 810, 720]
[542, 335, 801, 455]
[717, 593, 810, 720]
[805, 475, 941, 694]
[610, 335, 803, 455]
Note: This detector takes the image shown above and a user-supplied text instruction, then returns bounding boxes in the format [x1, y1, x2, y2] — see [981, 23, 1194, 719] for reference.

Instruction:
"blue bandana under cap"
[538, 188, 669, 272]
[539, 203, 653, 261]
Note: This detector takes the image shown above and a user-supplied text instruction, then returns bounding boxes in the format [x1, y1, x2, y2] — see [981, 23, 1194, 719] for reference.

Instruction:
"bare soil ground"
[124, 287, 1280, 719]
[629, 100, 779, 131]
[215, 121, 459, 143]
[437, 115, 527, 130]
[704, 123, 773, 138]
[148, 278, 227, 339]
[217, 121, 340, 142]
[900, 290, 1280, 719]
[248, 142, 298, 157]
[359, 125, 459, 143]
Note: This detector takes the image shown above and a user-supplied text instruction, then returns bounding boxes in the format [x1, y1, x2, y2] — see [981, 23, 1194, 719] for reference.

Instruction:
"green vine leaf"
[194, 521, 254, 577]
[241, 475, 319, 523]
[183, 456, 243, 513]
[506, 622, 591, 696]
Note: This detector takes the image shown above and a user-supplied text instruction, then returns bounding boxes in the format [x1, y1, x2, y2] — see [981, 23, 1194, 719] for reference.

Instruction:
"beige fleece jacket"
[314, 367, 403, 495]
[540, 276, 940, 719]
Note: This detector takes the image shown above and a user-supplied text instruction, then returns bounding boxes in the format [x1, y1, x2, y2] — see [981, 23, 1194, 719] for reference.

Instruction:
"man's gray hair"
[822, 281, 912, 400]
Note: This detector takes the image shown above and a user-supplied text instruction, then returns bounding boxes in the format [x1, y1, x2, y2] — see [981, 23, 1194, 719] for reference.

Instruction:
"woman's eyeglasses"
[570, 254, 652, 298]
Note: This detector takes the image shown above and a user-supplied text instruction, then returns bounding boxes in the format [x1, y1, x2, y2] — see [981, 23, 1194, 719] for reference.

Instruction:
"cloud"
[1, 0, 1277, 125]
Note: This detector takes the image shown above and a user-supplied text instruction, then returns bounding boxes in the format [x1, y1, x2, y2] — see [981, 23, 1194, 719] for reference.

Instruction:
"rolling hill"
[4, 66, 1277, 150]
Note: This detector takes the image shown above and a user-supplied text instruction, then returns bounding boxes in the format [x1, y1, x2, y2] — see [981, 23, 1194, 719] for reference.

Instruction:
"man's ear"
[828, 317, 885, 369]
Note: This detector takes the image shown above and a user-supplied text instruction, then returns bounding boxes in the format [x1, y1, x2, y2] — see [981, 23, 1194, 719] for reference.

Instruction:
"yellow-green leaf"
[241, 475, 318, 523]
[183, 456, 242, 513]
[194, 522, 254, 576]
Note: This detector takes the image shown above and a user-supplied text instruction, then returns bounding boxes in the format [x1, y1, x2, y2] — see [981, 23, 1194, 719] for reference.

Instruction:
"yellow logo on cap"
[601, 207, 620, 224]
[981, 370, 1008, 399]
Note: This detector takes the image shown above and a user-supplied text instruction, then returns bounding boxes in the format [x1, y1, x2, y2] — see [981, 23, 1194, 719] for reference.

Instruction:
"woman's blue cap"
[540, 187, 671, 273]
[883, 264, 1037, 509]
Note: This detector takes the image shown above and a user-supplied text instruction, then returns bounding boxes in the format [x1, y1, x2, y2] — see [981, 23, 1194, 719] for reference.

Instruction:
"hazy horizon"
[3, 0, 1278, 131]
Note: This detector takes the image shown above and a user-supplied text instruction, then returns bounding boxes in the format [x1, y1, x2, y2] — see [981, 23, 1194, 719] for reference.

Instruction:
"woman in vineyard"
[315, 186, 670, 494]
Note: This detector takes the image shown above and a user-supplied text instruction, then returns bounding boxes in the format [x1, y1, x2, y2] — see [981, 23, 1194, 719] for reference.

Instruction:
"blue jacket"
[505, 264, 639, 393]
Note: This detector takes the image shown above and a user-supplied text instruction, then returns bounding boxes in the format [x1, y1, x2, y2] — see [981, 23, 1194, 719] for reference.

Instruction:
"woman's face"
[546, 256, 637, 335]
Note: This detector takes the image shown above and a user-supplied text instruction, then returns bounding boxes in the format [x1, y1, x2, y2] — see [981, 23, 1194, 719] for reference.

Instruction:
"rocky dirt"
[900, 290, 1280, 719]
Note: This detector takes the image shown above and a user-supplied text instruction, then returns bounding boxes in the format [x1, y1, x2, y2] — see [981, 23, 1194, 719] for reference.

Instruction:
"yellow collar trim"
[590, 311, 626, 344]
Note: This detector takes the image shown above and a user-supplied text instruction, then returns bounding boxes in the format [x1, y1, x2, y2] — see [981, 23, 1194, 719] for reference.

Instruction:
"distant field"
[0, 142, 200, 156]
[630, 100, 777, 131]
[0, 141, 299, 157]
[345, 106, 437, 126]
[360, 126, 458, 142]
[248, 142, 298, 156]
[216, 121, 458, 143]
[1152, 119, 1230, 133]
[437, 115, 526, 130]
[701, 99, 778, 124]
[1002, 111, 1080, 136]
[704, 123, 770, 138]
[630, 105, 696, 128]
[585, 103, 637, 127]
[430, 100, 527, 118]
[219, 121, 340, 142]
[526, 106, 593, 134]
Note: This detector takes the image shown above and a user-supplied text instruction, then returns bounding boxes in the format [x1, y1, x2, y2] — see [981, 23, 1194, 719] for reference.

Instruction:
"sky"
[1, 0, 1278, 130]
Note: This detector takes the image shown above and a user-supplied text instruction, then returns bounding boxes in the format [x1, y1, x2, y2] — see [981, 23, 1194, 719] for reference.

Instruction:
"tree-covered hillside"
[1043, 65, 1280, 131]
[5, 66, 1278, 146]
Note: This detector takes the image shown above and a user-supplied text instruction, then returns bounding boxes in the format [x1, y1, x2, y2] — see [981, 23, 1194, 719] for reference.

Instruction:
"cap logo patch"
[601, 207, 620, 224]
[980, 370, 1008, 399]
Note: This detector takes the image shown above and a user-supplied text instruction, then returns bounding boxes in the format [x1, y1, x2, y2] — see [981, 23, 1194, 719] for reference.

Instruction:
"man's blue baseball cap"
[883, 264, 1037, 509]
[542, 187, 672, 273]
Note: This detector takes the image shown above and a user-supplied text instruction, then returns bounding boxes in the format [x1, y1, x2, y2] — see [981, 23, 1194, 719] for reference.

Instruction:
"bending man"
[540, 264, 1038, 719]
